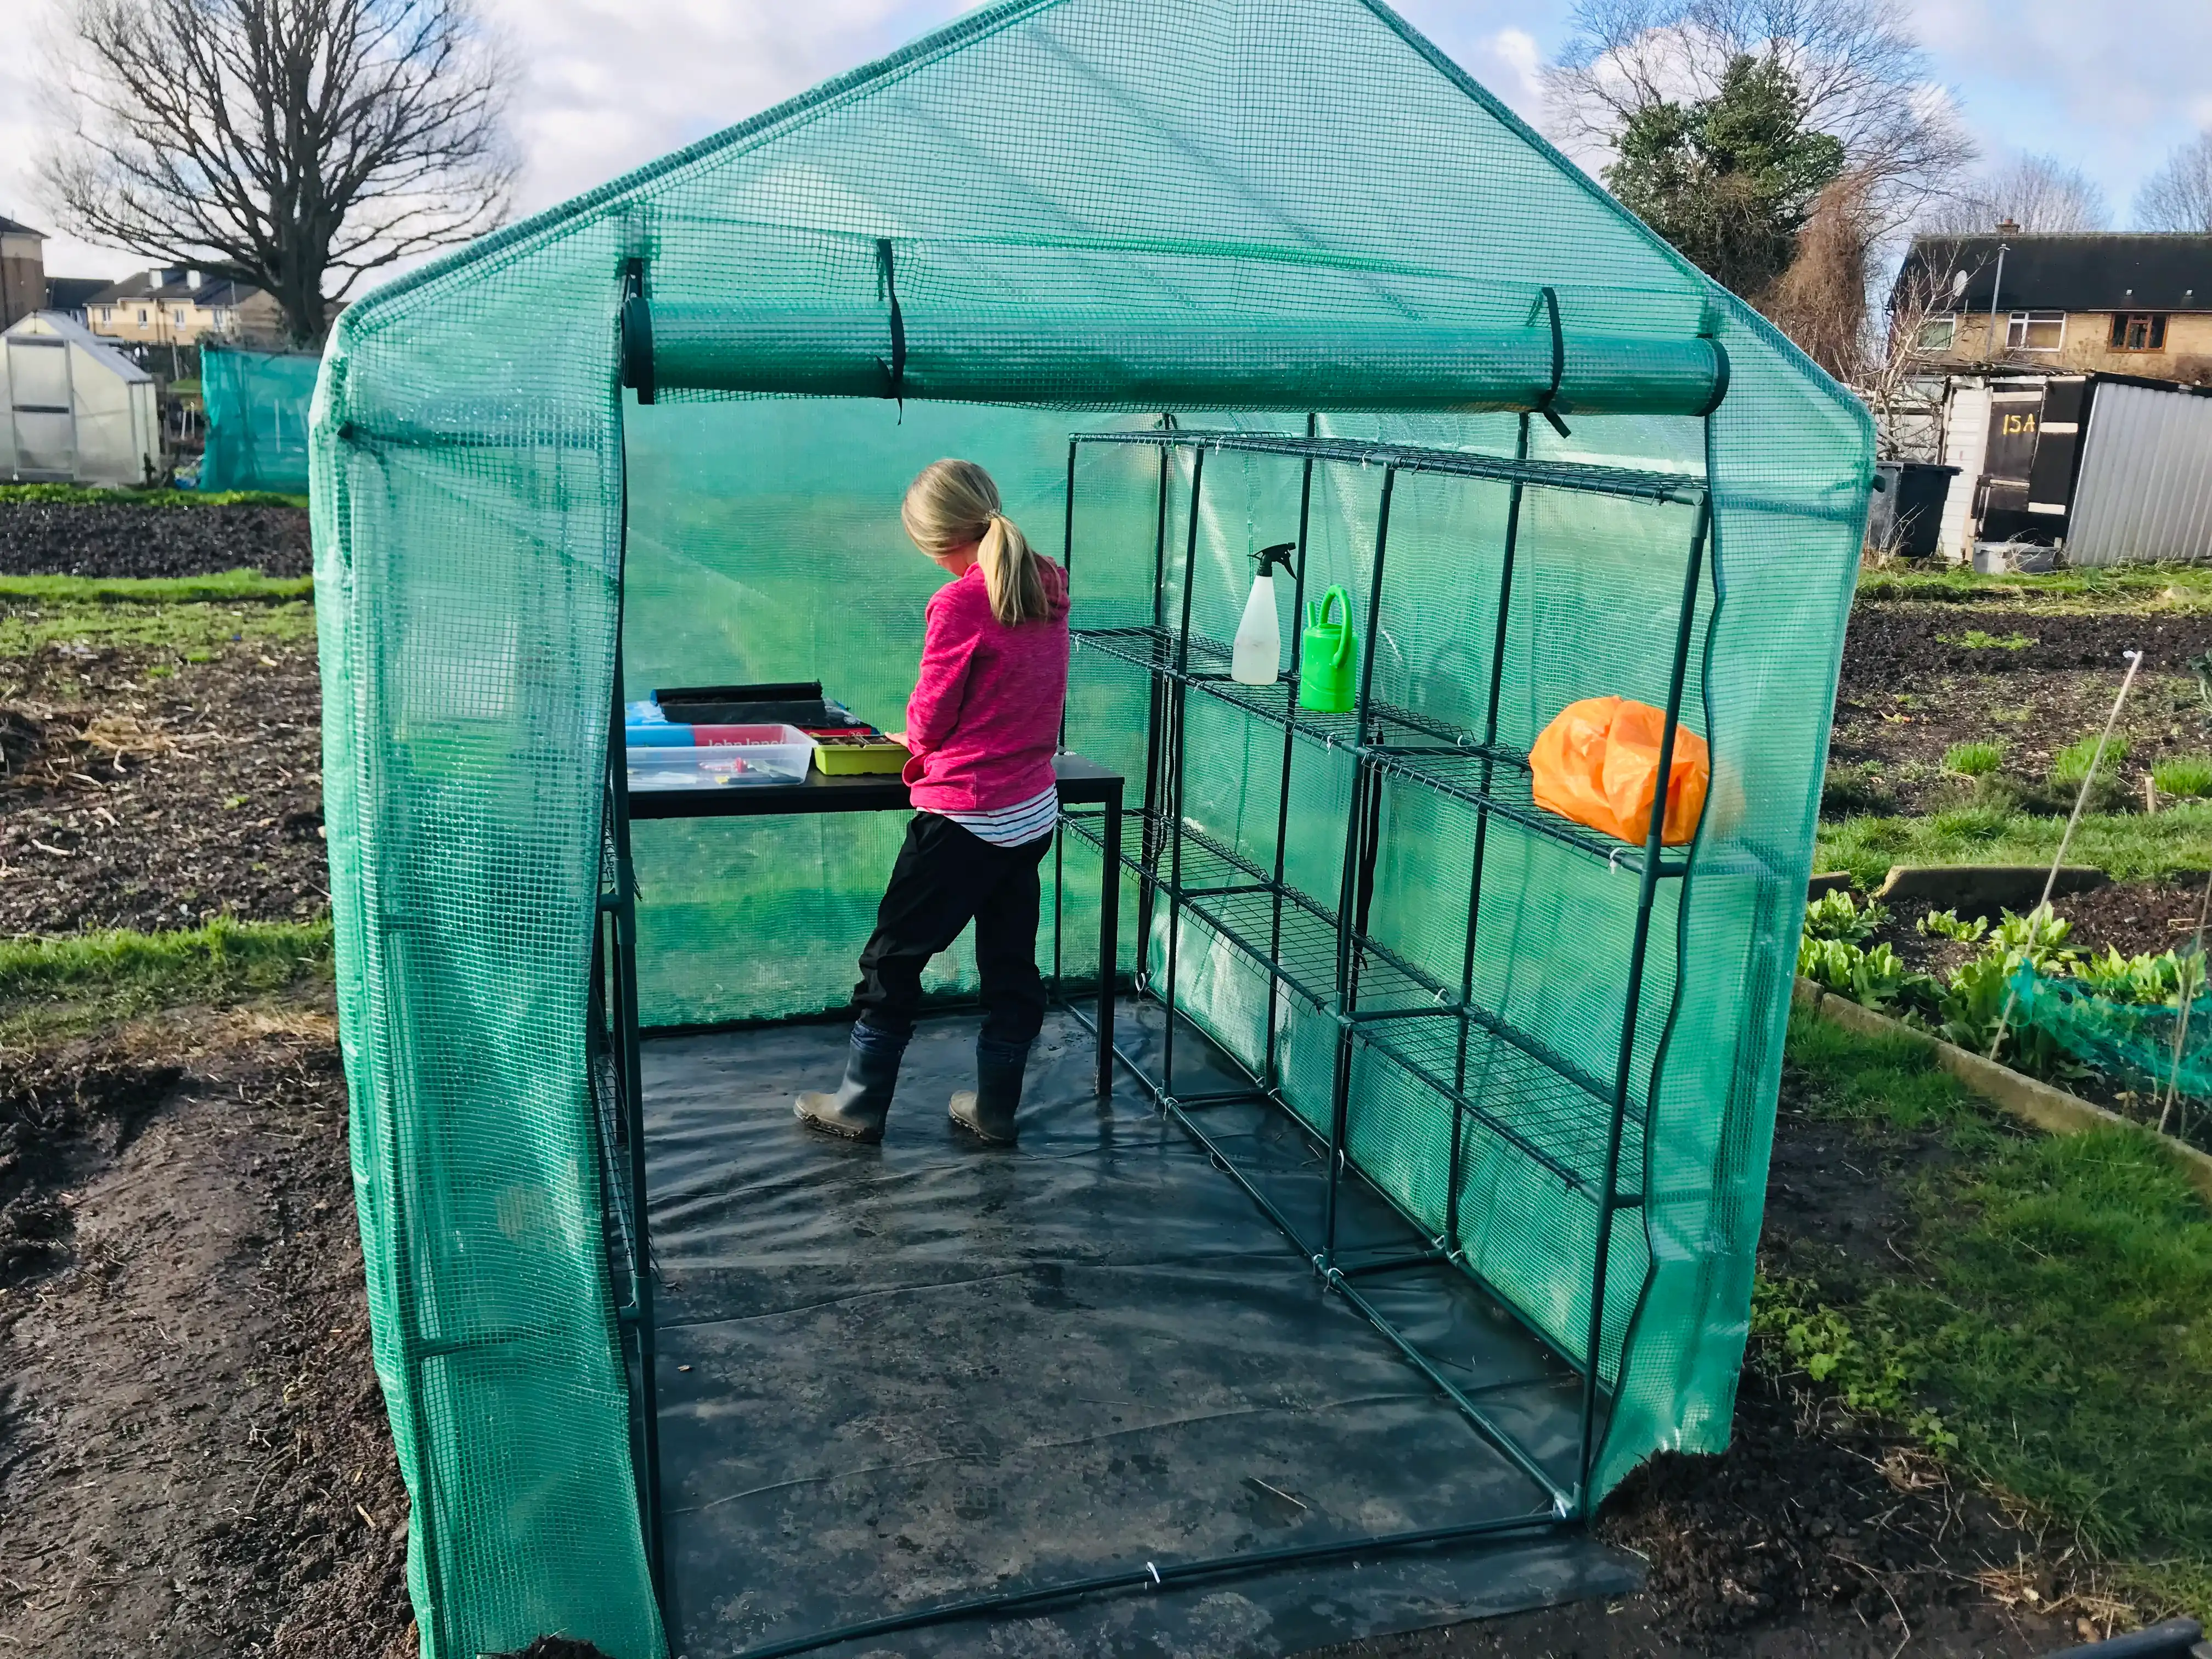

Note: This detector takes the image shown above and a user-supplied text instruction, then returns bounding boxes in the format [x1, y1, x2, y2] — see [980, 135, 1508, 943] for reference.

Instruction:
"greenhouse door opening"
[628, 1007, 1633, 1657]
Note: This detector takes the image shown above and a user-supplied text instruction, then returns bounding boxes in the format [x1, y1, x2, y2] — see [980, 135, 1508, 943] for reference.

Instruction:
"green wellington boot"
[795, 1028, 905, 1143]
[949, 1039, 1028, 1146]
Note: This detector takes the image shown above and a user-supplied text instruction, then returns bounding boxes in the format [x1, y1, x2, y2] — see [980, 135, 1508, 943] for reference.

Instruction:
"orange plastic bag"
[1528, 696, 1710, 847]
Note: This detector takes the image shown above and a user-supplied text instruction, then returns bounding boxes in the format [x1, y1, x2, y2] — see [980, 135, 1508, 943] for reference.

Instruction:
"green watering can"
[1299, 586, 1357, 713]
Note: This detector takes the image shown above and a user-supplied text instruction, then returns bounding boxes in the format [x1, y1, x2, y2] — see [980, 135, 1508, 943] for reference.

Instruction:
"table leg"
[1097, 785, 1121, 1098]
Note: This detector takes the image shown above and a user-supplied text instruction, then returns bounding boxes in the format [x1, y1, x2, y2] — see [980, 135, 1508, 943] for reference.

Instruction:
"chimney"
[1995, 217, 2020, 235]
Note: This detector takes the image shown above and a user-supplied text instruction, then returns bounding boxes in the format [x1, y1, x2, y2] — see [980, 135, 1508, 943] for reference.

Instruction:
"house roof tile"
[1900, 233, 2212, 313]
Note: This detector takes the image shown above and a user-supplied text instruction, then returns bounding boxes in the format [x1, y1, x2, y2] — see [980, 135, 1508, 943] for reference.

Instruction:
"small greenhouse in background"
[309, 2, 1873, 1654]
[1, 311, 160, 486]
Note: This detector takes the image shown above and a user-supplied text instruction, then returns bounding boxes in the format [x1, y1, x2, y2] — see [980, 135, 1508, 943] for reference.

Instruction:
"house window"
[1917, 314, 1957, 351]
[174, 309, 188, 325]
[2006, 311, 2066, 351]
[2110, 313, 2168, 351]
[137, 308, 148, 323]
[99, 307, 111, 323]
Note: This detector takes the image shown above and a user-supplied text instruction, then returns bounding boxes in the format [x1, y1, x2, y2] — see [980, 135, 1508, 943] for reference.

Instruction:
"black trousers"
[852, 812, 1052, 1051]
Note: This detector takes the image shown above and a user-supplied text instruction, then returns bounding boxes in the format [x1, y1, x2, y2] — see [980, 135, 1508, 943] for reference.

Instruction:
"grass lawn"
[1817, 802, 2212, 887]
[0, 917, 332, 1045]
[1779, 1010, 2212, 1616]
[0, 482, 308, 510]
[1859, 560, 2212, 611]
[0, 589, 315, 659]
[0, 569, 312, 604]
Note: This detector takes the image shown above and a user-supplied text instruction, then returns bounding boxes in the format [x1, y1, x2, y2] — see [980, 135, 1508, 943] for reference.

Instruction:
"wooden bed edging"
[1791, 977, 2212, 1207]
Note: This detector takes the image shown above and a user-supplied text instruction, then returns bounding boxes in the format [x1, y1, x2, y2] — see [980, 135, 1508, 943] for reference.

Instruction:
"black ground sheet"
[641, 1006, 1635, 1657]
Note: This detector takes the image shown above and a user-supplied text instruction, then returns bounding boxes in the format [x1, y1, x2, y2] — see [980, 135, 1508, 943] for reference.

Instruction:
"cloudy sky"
[3, 0, 2205, 285]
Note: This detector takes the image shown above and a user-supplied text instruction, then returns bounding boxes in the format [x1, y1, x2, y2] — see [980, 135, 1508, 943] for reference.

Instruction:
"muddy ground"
[0, 1007, 412, 1659]
[1830, 599, 2209, 818]
[0, 638, 326, 935]
[0, 995, 2085, 1659]
[0, 501, 312, 579]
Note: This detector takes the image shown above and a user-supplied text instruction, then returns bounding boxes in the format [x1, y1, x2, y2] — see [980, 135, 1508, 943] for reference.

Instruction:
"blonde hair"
[901, 458, 1050, 627]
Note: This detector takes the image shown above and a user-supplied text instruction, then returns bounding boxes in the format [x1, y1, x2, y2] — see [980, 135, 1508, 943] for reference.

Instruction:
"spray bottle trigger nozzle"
[1255, 542, 1297, 576]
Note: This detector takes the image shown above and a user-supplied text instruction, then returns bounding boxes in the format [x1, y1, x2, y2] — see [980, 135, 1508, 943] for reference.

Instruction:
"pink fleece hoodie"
[901, 560, 1070, 815]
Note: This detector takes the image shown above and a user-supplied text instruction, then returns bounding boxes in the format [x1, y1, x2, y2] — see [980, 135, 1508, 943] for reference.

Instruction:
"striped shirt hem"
[936, 785, 1059, 848]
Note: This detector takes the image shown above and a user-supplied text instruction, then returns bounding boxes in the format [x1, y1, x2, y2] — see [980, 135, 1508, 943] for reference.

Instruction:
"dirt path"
[0, 1006, 411, 1658]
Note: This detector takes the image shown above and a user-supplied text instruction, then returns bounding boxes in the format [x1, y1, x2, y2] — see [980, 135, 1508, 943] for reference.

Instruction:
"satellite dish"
[1953, 269, 1970, 298]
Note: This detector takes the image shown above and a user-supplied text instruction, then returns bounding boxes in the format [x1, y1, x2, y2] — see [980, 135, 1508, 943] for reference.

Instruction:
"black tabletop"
[625, 751, 1123, 821]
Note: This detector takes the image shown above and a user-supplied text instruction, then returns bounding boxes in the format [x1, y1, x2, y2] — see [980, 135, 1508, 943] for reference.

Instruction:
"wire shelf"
[1071, 625, 1688, 877]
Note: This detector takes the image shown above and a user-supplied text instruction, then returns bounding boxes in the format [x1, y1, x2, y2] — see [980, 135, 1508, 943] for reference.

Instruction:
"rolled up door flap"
[630, 301, 1725, 417]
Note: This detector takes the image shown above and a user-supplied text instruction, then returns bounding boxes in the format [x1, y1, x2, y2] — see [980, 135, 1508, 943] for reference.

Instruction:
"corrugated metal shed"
[2067, 380, 2212, 565]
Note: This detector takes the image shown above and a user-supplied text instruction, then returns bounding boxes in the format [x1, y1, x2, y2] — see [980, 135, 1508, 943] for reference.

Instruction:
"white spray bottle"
[1231, 542, 1297, 686]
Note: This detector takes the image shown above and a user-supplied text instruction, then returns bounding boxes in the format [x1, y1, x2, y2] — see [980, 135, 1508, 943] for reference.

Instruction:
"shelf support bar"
[1576, 493, 1712, 1514]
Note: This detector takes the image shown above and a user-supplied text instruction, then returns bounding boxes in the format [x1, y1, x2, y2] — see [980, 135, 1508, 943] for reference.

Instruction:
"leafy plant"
[1918, 907, 1988, 943]
[2051, 733, 2130, 791]
[1803, 888, 1889, 943]
[1798, 935, 1924, 1009]
[1932, 906, 2086, 1074]
[1943, 740, 2004, 777]
[1751, 1274, 1926, 1427]
[2153, 754, 2212, 800]
[2076, 945, 2202, 1008]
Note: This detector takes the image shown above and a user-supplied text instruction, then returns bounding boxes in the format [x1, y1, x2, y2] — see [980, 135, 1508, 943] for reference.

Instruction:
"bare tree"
[1763, 170, 1876, 381]
[39, 0, 515, 343]
[1920, 153, 2109, 235]
[2136, 132, 2212, 232]
[1859, 247, 1970, 461]
[1545, 0, 1974, 234]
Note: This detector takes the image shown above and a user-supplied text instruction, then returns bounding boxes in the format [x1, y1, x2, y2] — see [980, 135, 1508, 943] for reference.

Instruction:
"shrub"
[1943, 740, 2004, 777]
[2153, 754, 2212, 800]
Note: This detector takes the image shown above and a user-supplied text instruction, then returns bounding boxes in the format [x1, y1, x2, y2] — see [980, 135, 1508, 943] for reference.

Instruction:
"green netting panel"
[313, 2, 1869, 1651]
[199, 345, 316, 494]
[2013, 963, 2212, 1099]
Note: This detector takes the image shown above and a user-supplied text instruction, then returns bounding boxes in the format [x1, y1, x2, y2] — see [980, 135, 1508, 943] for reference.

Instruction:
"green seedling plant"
[1941, 629, 2035, 650]
[1918, 907, 1989, 943]
[1803, 888, 1889, 943]
[2152, 754, 2212, 800]
[1943, 740, 2004, 777]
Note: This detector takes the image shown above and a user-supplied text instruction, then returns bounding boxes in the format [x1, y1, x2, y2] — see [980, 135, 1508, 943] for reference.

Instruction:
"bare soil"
[1830, 601, 2208, 818]
[0, 1007, 411, 1659]
[0, 640, 325, 935]
[0, 502, 311, 579]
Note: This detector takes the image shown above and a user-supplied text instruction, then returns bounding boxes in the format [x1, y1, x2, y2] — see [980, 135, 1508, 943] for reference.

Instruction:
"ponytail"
[976, 511, 1049, 626]
[901, 458, 1051, 625]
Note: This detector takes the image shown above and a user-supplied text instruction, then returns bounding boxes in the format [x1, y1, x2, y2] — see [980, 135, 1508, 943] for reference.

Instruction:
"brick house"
[84, 268, 287, 346]
[1895, 230, 2212, 383]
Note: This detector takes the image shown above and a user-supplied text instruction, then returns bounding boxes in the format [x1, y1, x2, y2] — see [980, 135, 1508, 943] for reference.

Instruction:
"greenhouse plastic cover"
[199, 344, 315, 494]
[309, 2, 1871, 1654]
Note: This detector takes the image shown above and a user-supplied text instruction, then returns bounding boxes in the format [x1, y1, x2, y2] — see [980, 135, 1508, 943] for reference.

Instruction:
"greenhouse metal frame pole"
[1263, 415, 1319, 1093]
[1575, 495, 1711, 1515]
[1449, 413, 1531, 1254]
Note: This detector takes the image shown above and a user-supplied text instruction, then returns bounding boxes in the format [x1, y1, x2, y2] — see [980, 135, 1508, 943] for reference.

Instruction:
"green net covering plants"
[311, 3, 1872, 1654]
[2012, 961, 2212, 1102]
[199, 344, 316, 494]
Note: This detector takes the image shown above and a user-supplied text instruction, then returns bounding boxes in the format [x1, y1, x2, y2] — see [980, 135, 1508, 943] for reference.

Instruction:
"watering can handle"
[1312, 586, 1352, 669]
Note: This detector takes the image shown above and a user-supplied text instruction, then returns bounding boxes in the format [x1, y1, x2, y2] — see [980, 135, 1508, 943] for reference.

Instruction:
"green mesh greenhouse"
[311, 3, 1871, 1655]
[199, 344, 316, 494]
